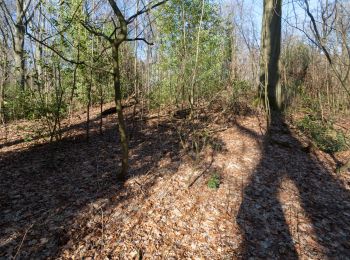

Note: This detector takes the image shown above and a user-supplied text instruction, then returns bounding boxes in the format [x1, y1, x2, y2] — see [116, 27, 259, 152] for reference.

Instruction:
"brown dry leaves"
[1, 106, 350, 259]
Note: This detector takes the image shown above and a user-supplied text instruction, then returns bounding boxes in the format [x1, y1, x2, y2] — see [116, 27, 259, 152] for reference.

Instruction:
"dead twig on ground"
[187, 153, 214, 188]
[14, 224, 34, 260]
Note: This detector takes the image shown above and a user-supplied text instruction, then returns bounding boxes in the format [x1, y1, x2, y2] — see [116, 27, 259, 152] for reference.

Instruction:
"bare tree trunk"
[57, 63, 63, 140]
[0, 63, 6, 125]
[0, 42, 8, 124]
[180, 3, 187, 109]
[34, 2, 43, 91]
[146, 43, 151, 110]
[190, 0, 205, 111]
[230, 26, 238, 83]
[86, 37, 94, 140]
[50, 64, 64, 142]
[134, 0, 139, 99]
[68, 45, 80, 124]
[259, 0, 282, 110]
[112, 42, 129, 180]
[86, 70, 92, 140]
[14, 0, 26, 90]
[99, 83, 103, 135]
[34, 40, 43, 89]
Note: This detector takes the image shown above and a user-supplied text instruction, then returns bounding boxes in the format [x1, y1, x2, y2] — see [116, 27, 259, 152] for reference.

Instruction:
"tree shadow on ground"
[236, 112, 350, 258]
[0, 112, 189, 258]
[0, 113, 108, 149]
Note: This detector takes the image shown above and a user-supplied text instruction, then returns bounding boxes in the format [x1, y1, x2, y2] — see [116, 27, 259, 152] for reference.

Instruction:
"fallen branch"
[187, 155, 214, 188]
[14, 224, 34, 260]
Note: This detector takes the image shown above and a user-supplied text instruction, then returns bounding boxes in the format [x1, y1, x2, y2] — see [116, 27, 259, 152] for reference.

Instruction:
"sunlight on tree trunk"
[259, 0, 282, 110]
[112, 42, 129, 180]
[14, 0, 26, 90]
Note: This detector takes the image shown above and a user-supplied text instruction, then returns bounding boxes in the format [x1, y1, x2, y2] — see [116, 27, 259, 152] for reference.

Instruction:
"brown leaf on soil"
[1, 105, 350, 259]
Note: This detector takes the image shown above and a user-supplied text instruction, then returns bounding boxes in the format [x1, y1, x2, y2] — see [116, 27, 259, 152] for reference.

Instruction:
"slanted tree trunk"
[14, 0, 26, 90]
[259, 0, 282, 110]
[112, 42, 129, 180]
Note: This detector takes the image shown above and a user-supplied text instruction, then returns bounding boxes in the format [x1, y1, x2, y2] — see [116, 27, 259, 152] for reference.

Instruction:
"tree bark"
[133, 0, 139, 98]
[14, 0, 26, 90]
[259, 0, 282, 110]
[68, 45, 80, 124]
[34, 2, 43, 90]
[86, 35, 94, 140]
[112, 42, 129, 180]
[0, 56, 6, 124]
[0, 26, 7, 123]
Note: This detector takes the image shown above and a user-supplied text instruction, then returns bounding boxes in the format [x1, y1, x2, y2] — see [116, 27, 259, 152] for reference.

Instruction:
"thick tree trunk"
[259, 0, 282, 110]
[15, 0, 26, 90]
[112, 43, 129, 180]
[34, 40, 43, 88]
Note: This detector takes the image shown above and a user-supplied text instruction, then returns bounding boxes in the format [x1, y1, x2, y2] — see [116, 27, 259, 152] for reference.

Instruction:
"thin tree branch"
[126, 37, 153, 45]
[26, 31, 84, 65]
[303, 0, 350, 98]
[0, 3, 15, 47]
[126, 0, 168, 24]
[80, 21, 112, 42]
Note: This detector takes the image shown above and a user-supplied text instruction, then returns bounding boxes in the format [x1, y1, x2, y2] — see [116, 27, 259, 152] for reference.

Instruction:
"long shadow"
[237, 112, 350, 258]
[0, 113, 184, 258]
[0, 110, 175, 149]
[0, 114, 105, 149]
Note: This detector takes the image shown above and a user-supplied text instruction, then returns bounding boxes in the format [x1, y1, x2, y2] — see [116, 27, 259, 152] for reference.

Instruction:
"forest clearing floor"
[1, 103, 350, 259]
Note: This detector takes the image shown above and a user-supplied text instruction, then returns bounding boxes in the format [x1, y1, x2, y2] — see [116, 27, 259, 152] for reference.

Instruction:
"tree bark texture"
[259, 0, 282, 110]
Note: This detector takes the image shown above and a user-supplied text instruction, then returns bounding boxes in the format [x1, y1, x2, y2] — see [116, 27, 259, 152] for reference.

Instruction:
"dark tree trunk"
[14, 0, 26, 90]
[259, 0, 282, 110]
[112, 42, 129, 180]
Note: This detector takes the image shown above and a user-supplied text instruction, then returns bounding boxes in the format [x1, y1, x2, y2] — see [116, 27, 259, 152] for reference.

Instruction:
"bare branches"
[0, 2, 15, 47]
[126, 37, 153, 45]
[108, 0, 126, 24]
[25, 31, 84, 65]
[302, 0, 350, 98]
[106, 0, 166, 45]
[80, 20, 112, 42]
[303, 0, 332, 65]
[107, 0, 127, 37]
[127, 0, 168, 24]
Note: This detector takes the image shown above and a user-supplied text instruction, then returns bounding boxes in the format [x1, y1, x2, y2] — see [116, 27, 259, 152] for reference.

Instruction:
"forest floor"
[1, 103, 350, 259]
